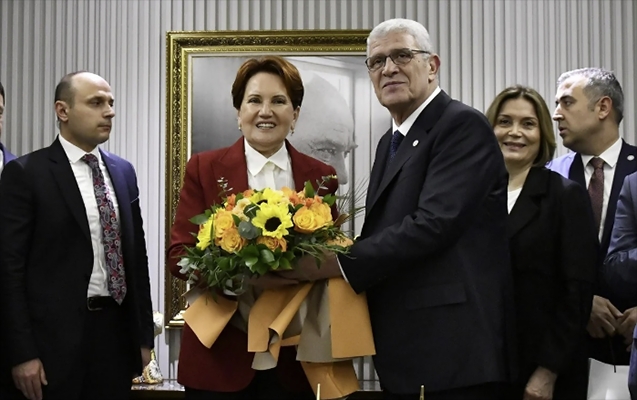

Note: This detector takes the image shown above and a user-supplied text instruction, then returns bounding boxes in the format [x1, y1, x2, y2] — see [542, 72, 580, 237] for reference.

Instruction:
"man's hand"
[587, 295, 623, 338]
[141, 347, 152, 368]
[12, 358, 47, 400]
[275, 252, 342, 282]
[523, 366, 557, 400]
[617, 307, 637, 347]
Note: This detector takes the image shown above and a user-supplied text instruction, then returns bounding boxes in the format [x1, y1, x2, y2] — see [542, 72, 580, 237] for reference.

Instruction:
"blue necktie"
[388, 130, 404, 163]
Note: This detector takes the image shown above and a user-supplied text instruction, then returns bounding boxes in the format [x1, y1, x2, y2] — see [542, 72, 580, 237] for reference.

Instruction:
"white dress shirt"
[59, 135, 120, 297]
[507, 187, 523, 214]
[581, 138, 622, 241]
[0, 148, 4, 175]
[244, 139, 294, 191]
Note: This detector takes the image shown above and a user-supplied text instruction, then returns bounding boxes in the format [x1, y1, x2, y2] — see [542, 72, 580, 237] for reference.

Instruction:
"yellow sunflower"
[252, 203, 293, 239]
[196, 216, 214, 250]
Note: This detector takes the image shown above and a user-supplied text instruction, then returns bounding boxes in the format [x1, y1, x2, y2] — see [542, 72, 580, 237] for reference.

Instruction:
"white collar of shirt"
[58, 134, 102, 164]
[580, 137, 622, 169]
[392, 86, 442, 137]
[244, 138, 290, 175]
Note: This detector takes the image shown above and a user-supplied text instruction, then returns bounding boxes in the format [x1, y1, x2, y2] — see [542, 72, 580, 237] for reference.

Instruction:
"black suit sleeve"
[340, 108, 504, 293]
[536, 181, 597, 374]
[0, 160, 39, 366]
[126, 165, 155, 349]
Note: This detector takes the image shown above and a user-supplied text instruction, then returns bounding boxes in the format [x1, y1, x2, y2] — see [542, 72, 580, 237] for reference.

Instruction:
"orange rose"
[225, 194, 237, 211]
[256, 235, 287, 252]
[215, 226, 246, 253]
[309, 201, 333, 225]
[327, 236, 354, 247]
[214, 209, 235, 239]
[293, 206, 325, 234]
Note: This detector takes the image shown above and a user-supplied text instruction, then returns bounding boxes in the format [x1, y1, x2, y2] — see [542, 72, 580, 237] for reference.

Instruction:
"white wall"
[1, 0, 635, 380]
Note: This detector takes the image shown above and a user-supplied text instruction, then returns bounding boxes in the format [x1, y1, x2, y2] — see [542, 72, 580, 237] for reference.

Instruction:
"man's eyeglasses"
[365, 48, 430, 72]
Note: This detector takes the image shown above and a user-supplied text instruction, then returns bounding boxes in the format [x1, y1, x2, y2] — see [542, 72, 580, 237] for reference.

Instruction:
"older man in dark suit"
[0, 71, 154, 400]
[276, 18, 515, 400]
[0, 81, 17, 175]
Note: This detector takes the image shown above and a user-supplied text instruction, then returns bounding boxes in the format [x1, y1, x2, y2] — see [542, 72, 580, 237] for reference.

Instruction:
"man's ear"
[597, 96, 612, 121]
[427, 54, 441, 82]
[55, 101, 69, 122]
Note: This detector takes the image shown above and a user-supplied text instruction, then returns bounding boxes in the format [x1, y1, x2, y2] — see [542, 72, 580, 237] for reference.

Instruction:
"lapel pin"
[628, 155, 635, 161]
[412, 140, 419, 147]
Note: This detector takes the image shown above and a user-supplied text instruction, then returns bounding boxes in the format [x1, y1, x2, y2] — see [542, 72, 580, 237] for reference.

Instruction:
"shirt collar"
[58, 134, 102, 164]
[581, 137, 622, 168]
[392, 86, 442, 136]
[244, 138, 290, 176]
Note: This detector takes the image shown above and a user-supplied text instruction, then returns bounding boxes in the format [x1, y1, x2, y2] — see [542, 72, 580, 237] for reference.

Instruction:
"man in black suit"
[275, 18, 514, 399]
[0, 80, 17, 175]
[0, 71, 154, 400]
[547, 67, 637, 365]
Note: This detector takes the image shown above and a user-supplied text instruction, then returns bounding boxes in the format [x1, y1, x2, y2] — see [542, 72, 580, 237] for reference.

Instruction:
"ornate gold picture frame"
[165, 29, 370, 327]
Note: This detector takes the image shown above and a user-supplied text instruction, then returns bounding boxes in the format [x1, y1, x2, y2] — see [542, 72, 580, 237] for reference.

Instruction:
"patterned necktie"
[81, 154, 127, 304]
[588, 157, 605, 232]
[388, 130, 404, 163]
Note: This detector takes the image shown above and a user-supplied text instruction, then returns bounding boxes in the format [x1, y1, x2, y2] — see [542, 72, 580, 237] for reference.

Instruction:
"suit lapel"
[216, 139, 250, 195]
[48, 139, 91, 242]
[507, 168, 547, 238]
[100, 150, 132, 234]
[366, 130, 391, 211]
[367, 91, 453, 215]
[288, 141, 317, 190]
[568, 153, 586, 188]
[603, 141, 637, 249]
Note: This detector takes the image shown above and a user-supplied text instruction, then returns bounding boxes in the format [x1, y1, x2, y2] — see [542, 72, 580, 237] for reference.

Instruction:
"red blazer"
[167, 138, 338, 392]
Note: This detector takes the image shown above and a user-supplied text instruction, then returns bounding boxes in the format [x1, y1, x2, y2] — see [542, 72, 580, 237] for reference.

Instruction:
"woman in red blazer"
[167, 56, 338, 400]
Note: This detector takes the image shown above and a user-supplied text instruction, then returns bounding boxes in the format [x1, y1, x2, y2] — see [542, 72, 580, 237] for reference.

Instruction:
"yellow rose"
[196, 216, 214, 250]
[215, 226, 246, 253]
[310, 202, 333, 226]
[327, 236, 354, 247]
[256, 236, 288, 252]
[214, 210, 235, 239]
[293, 206, 324, 234]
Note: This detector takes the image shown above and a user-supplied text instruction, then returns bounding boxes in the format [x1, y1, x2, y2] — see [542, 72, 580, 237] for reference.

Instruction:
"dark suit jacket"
[0, 138, 154, 388]
[338, 91, 515, 393]
[0, 141, 16, 168]
[508, 167, 597, 397]
[605, 171, 637, 307]
[167, 138, 338, 392]
[547, 141, 637, 365]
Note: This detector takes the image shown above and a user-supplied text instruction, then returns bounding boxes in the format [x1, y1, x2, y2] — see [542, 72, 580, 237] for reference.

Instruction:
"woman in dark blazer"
[167, 56, 338, 400]
[486, 86, 599, 400]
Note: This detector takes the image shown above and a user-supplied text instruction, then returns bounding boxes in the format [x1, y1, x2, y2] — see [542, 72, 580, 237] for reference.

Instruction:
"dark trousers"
[383, 382, 505, 400]
[185, 369, 314, 400]
[2, 299, 134, 400]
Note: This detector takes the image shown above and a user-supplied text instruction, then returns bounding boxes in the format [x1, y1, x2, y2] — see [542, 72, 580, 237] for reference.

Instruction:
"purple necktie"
[81, 154, 127, 304]
[588, 157, 604, 232]
[388, 130, 404, 163]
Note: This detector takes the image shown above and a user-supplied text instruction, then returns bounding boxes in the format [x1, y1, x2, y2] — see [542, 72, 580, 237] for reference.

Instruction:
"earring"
[290, 126, 295, 135]
[238, 124, 242, 131]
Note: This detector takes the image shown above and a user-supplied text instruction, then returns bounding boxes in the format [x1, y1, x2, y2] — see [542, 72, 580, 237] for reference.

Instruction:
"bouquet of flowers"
[177, 176, 356, 295]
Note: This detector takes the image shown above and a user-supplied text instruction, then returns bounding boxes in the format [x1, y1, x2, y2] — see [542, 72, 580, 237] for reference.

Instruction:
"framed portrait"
[165, 29, 390, 327]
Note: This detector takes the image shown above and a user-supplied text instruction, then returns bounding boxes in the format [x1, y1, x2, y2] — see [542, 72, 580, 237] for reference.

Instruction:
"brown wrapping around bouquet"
[183, 277, 376, 399]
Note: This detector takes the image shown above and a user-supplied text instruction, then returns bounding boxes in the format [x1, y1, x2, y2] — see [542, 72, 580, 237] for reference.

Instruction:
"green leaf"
[232, 214, 242, 226]
[260, 248, 275, 263]
[304, 180, 315, 198]
[241, 245, 259, 258]
[245, 256, 259, 268]
[217, 257, 230, 271]
[244, 203, 259, 219]
[238, 221, 261, 240]
[322, 193, 336, 206]
[189, 213, 210, 225]
[279, 257, 292, 270]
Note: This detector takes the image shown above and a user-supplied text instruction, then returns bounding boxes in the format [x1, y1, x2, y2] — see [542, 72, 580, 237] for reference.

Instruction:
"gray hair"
[557, 67, 624, 124]
[367, 18, 435, 56]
